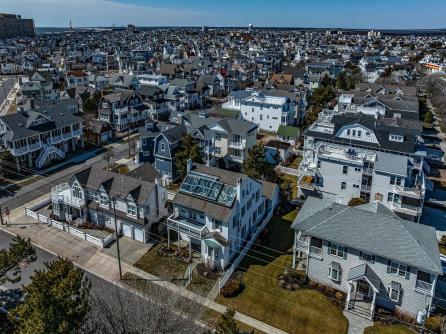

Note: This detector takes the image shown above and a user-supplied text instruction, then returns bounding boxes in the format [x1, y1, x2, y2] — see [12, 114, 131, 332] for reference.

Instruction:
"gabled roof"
[291, 197, 442, 274]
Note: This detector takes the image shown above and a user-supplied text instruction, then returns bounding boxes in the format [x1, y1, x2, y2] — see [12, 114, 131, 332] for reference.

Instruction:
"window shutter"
[359, 251, 363, 259]
[405, 267, 410, 280]
[387, 260, 391, 274]
[327, 241, 331, 248]
[343, 247, 347, 259]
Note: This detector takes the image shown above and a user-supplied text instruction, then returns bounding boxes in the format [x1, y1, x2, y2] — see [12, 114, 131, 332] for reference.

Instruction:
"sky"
[1, 0, 445, 29]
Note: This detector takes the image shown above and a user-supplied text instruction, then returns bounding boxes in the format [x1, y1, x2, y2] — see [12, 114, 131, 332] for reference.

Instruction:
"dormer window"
[127, 202, 137, 216]
[72, 183, 82, 199]
[100, 193, 109, 206]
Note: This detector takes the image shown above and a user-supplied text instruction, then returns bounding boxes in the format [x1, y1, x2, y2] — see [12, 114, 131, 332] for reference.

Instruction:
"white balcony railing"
[228, 141, 244, 149]
[167, 213, 209, 239]
[391, 202, 422, 215]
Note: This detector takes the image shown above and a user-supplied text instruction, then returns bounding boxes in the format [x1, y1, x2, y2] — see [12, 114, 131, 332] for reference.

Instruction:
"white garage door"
[134, 229, 145, 243]
[122, 224, 132, 238]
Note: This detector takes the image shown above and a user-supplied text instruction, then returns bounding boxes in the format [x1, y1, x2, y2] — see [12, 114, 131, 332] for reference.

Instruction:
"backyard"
[216, 209, 349, 334]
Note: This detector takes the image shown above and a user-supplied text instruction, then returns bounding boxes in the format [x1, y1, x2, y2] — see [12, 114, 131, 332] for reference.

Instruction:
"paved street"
[0, 140, 130, 210]
[0, 78, 15, 107]
[0, 199, 287, 334]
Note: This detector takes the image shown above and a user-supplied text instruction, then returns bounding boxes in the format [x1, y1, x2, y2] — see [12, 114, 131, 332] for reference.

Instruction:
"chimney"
[186, 159, 192, 173]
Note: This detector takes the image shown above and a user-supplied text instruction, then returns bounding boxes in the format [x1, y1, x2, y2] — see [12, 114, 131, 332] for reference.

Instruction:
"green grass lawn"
[364, 324, 415, 334]
[216, 210, 349, 334]
[134, 243, 189, 282]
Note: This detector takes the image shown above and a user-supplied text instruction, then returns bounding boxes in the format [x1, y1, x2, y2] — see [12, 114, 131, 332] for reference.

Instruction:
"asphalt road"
[0, 140, 130, 210]
[0, 231, 203, 332]
[0, 78, 15, 107]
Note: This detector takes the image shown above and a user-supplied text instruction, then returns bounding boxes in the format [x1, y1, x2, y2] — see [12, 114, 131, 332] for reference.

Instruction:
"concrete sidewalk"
[1, 199, 288, 334]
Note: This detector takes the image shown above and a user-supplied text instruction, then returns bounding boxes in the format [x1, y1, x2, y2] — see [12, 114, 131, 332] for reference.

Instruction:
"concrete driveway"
[103, 236, 154, 265]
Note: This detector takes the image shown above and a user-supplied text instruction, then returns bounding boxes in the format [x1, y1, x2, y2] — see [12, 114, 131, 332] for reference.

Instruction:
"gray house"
[292, 197, 442, 319]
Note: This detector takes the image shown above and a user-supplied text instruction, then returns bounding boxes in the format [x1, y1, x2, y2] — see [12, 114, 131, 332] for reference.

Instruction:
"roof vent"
[60, 113, 64, 116]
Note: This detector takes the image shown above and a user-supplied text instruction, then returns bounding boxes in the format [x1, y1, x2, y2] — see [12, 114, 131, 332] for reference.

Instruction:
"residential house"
[0, 101, 83, 169]
[292, 197, 442, 319]
[298, 110, 430, 222]
[168, 162, 279, 270]
[51, 165, 167, 243]
[98, 90, 148, 132]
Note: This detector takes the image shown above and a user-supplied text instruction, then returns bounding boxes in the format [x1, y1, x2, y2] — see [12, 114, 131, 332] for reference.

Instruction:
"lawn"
[364, 324, 415, 334]
[288, 155, 303, 169]
[186, 268, 218, 297]
[216, 210, 349, 334]
[134, 243, 189, 282]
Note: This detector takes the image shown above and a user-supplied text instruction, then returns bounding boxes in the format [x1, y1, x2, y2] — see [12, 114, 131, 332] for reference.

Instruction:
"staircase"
[36, 143, 65, 169]
[346, 301, 373, 320]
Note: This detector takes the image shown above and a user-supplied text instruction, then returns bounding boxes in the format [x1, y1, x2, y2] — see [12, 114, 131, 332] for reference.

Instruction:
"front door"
[357, 279, 370, 300]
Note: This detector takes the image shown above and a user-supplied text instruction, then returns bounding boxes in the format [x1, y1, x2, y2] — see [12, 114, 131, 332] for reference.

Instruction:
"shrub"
[220, 278, 243, 298]
[348, 197, 366, 207]
[440, 235, 446, 248]
[325, 287, 335, 296]
[425, 316, 442, 333]
[335, 292, 344, 301]
[424, 110, 433, 124]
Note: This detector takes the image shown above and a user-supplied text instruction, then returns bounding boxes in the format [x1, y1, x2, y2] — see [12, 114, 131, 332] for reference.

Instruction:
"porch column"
[167, 228, 170, 248]
[188, 238, 192, 258]
[370, 290, 376, 320]
[292, 231, 297, 269]
[345, 281, 352, 310]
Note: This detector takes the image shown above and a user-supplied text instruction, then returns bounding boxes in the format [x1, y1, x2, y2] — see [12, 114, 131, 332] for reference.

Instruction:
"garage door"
[134, 229, 145, 243]
[122, 224, 132, 238]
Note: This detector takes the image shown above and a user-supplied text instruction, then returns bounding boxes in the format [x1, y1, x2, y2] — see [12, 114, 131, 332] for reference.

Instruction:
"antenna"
[69, 19, 72, 30]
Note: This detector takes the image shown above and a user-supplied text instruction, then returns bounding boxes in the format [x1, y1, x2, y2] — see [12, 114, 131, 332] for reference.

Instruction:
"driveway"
[103, 236, 154, 265]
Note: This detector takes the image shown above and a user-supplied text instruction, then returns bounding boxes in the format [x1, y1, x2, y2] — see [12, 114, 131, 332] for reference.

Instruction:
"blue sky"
[1, 0, 445, 29]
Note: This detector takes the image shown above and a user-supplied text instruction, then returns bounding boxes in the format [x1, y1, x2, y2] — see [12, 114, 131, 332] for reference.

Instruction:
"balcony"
[167, 213, 209, 239]
[51, 184, 85, 208]
[228, 141, 245, 149]
[28, 141, 43, 151]
[391, 202, 422, 215]
[50, 135, 63, 144]
[295, 240, 309, 252]
[309, 246, 322, 256]
[394, 184, 423, 199]
[12, 146, 28, 156]
[415, 280, 433, 293]
[361, 184, 371, 192]
[363, 167, 374, 175]
[72, 128, 82, 137]
[229, 155, 243, 163]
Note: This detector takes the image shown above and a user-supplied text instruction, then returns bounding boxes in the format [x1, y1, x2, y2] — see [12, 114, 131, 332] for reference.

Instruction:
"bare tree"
[79, 276, 208, 334]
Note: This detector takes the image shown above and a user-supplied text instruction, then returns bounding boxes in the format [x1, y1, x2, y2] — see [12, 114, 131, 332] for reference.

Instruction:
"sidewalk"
[1, 199, 288, 334]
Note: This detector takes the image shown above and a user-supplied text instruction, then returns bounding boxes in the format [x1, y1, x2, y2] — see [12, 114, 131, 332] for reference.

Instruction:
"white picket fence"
[24, 203, 115, 248]
[218, 210, 274, 291]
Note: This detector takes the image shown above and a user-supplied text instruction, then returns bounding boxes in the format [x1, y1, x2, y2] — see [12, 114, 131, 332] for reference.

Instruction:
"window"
[353, 184, 359, 189]
[72, 183, 82, 199]
[346, 129, 350, 136]
[127, 203, 137, 216]
[329, 243, 346, 258]
[366, 131, 371, 136]
[359, 251, 375, 262]
[387, 192, 401, 204]
[100, 193, 109, 206]
[389, 176, 402, 186]
[387, 281, 402, 303]
[387, 261, 410, 279]
[352, 130, 356, 136]
[161, 143, 166, 151]
[328, 261, 342, 281]
[355, 167, 361, 172]
[358, 130, 362, 137]
[317, 160, 321, 168]
[213, 219, 223, 232]
[341, 182, 346, 190]
[260, 114, 263, 120]
[342, 166, 348, 174]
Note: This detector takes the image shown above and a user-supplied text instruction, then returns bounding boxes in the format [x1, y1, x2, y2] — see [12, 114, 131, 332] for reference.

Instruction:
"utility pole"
[0, 206, 4, 225]
[111, 198, 122, 280]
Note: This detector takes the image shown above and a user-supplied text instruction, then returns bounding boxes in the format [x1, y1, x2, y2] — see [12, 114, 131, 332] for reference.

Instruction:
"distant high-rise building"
[0, 13, 35, 39]
[248, 23, 253, 33]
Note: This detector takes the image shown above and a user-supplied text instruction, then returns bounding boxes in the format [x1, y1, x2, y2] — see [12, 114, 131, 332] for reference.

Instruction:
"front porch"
[345, 263, 381, 320]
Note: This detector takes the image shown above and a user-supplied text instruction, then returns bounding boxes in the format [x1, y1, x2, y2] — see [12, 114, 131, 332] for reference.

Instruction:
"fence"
[24, 203, 115, 249]
[218, 210, 274, 291]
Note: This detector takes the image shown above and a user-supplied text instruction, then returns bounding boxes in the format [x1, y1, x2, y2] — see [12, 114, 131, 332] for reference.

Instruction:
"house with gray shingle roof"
[0, 101, 83, 169]
[51, 165, 167, 244]
[292, 197, 442, 319]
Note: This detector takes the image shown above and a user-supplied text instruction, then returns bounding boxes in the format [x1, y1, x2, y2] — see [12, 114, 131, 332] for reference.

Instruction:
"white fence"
[218, 210, 274, 291]
[24, 204, 115, 249]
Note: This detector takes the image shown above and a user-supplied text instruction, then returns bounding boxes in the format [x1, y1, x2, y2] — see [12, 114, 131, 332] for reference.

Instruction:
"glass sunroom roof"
[179, 171, 236, 207]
